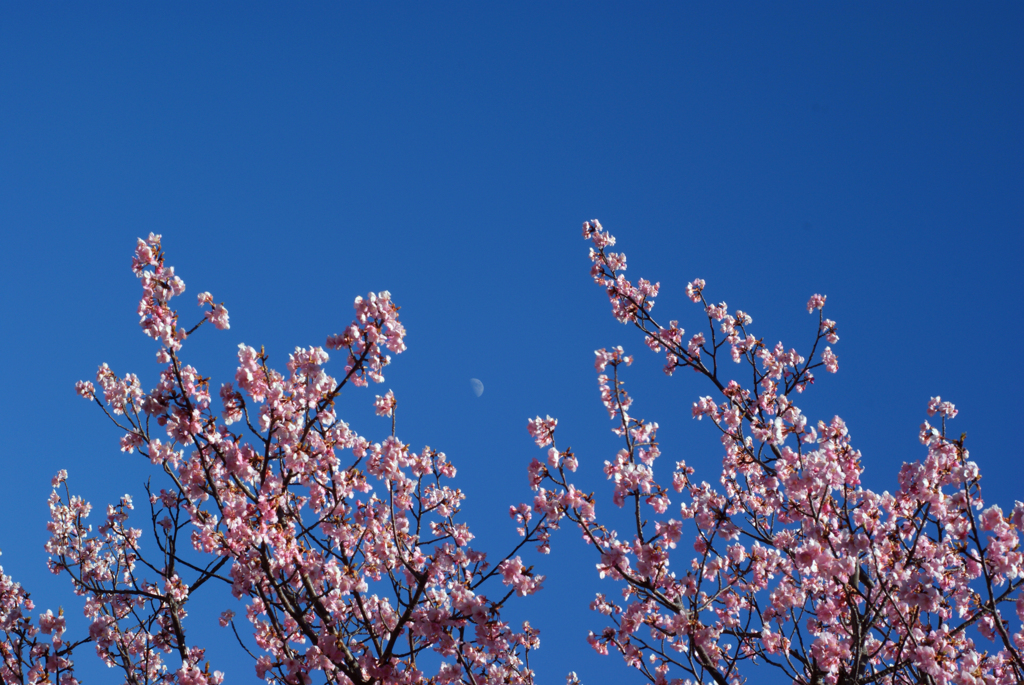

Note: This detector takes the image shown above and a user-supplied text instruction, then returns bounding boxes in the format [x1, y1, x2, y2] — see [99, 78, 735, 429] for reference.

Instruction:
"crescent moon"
[469, 378, 484, 397]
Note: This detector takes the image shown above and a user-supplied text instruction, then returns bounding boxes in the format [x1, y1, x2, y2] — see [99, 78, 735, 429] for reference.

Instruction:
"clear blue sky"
[1, 4, 1022, 684]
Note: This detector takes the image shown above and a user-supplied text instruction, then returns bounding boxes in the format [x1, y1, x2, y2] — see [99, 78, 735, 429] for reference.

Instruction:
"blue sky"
[1, 4, 1022, 684]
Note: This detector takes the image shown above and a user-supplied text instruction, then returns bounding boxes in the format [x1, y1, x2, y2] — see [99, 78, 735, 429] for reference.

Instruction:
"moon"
[469, 378, 484, 397]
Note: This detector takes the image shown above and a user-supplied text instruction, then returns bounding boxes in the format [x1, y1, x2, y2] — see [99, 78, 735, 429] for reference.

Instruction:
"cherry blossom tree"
[3, 234, 547, 685]
[519, 220, 1024, 685]
[2, 225, 1022, 685]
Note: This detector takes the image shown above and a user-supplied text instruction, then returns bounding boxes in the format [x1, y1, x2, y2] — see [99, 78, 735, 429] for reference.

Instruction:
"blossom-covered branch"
[46, 234, 551, 684]
[520, 220, 1024, 685]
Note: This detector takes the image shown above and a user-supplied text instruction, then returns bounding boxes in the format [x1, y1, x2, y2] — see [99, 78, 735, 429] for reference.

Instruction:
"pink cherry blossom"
[807, 293, 826, 312]
[374, 389, 397, 417]
[204, 302, 230, 330]
[821, 345, 839, 372]
[74, 380, 94, 399]
[686, 278, 706, 303]
[527, 415, 558, 448]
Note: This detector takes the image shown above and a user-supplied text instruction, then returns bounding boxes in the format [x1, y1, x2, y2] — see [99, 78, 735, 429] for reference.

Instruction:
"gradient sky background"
[2, 4, 1022, 684]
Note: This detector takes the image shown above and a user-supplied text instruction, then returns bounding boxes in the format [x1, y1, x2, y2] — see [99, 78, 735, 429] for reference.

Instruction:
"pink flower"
[687, 332, 705, 358]
[131, 235, 159, 274]
[527, 415, 558, 447]
[498, 556, 544, 596]
[979, 505, 1004, 531]
[88, 616, 114, 647]
[205, 303, 230, 330]
[807, 293, 827, 312]
[219, 383, 243, 425]
[822, 346, 839, 373]
[685, 278, 705, 303]
[38, 609, 65, 636]
[1011, 501, 1024, 530]
[692, 396, 717, 420]
[820, 318, 840, 343]
[927, 396, 958, 419]
[74, 380, 95, 399]
[374, 390, 396, 417]
[594, 348, 618, 372]
[655, 519, 682, 548]
[706, 302, 728, 321]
